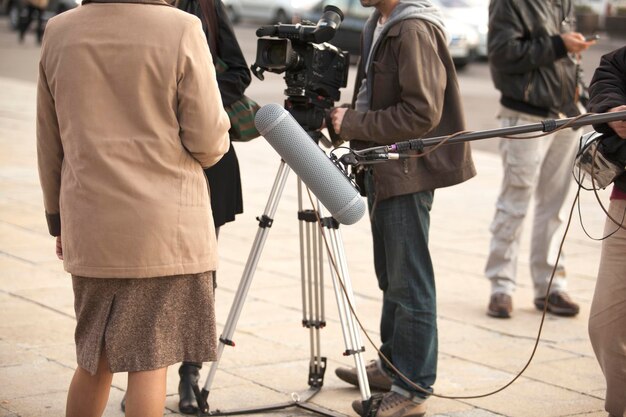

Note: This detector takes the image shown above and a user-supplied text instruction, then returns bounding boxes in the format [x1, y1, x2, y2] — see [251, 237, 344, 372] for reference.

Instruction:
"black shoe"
[534, 292, 579, 317]
[178, 363, 201, 415]
[487, 293, 512, 318]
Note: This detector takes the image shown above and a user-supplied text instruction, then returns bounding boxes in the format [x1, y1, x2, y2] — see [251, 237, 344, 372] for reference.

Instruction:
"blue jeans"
[365, 170, 437, 400]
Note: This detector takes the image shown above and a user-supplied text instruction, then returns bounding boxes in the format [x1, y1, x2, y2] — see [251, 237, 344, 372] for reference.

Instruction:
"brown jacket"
[341, 16, 475, 201]
[36, 0, 230, 278]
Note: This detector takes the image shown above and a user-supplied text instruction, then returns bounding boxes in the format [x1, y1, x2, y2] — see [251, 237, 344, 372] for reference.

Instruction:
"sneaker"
[534, 291, 579, 317]
[487, 293, 512, 318]
[352, 392, 427, 417]
[336, 360, 392, 391]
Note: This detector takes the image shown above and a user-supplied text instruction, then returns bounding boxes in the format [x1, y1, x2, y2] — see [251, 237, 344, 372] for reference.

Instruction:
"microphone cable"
[307, 186, 578, 400]
[306, 115, 611, 400]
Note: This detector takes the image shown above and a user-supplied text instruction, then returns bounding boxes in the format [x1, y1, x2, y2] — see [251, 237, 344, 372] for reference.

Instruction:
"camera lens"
[265, 43, 287, 66]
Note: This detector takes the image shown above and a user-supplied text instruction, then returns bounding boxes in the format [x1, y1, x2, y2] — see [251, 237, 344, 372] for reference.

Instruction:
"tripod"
[192, 158, 372, 416]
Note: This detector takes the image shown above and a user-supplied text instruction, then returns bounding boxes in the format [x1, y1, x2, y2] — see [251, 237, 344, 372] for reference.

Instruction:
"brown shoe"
[534, 292, 579, 317]
[336, 360, 392, 391]
[352, 392, 426, 417]
[487, 293, 512, 318]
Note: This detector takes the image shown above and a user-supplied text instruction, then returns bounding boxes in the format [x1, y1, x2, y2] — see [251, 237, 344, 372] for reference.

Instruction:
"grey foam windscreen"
[255, 104, 365, 225]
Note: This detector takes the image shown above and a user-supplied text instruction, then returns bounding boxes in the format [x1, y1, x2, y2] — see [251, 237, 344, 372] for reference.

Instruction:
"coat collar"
[82, 0, 173, 6]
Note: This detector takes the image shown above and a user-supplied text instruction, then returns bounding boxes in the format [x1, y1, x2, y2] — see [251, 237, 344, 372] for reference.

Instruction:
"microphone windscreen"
[255, 104, 365, 225]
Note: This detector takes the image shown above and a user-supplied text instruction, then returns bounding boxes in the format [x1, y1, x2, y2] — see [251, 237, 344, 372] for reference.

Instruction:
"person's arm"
[177, 19, 230, 168]
[588, 47, 626, 137]
[214, 0, 252, 106]
[36, 59, 63, 238]
[337, 23, 446, 144]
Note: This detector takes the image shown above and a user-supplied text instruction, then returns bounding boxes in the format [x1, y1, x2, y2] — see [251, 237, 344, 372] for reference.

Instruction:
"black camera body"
[252, 6, 350, 133]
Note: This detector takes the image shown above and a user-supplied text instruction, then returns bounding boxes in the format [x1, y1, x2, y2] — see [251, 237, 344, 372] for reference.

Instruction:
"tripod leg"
[320, 214, 372, 402]
[201, 161, 291, 405]
[298, 181, 327, 388]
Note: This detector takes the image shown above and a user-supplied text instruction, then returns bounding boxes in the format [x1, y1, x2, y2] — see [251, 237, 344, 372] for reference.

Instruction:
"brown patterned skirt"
[72, 272, 216, 375]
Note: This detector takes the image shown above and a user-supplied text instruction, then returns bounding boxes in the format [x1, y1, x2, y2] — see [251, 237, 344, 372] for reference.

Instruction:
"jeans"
[485, 108, 578, 299]
[365, 169, 437, 400]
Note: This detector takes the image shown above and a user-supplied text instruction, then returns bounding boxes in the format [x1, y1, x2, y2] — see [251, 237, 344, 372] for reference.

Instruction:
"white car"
[434, 0, 488, 58]
[223, 0, 296, 24]
[445, 17, 480, 67]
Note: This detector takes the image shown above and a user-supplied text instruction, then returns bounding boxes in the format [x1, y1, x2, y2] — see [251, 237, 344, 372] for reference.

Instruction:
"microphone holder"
[349, 110, 626, 163]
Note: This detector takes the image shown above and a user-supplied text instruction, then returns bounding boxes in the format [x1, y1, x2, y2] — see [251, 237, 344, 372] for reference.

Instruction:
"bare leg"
[124, 367, 167, 417]
[66, 351, 113, 417]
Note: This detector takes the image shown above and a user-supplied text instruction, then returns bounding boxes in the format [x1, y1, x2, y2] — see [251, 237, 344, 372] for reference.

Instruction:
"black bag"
[599, 133, 626, 192]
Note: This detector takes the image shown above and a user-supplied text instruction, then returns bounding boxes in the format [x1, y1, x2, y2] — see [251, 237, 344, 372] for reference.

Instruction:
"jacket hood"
[361, 0, 448, 69]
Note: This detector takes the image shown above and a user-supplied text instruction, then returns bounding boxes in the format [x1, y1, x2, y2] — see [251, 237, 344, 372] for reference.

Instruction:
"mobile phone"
[585, 34, 600, 42]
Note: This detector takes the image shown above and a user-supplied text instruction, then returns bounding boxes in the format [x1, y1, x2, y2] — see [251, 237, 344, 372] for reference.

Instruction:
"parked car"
[292, 0, 480, 68]
[2, 0, 80, 30]
[222, 0, 296, 24]
[432, 0, 488, 58]
[574, 0, 611, 28]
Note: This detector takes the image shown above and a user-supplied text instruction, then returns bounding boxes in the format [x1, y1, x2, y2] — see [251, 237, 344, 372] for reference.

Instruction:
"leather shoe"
[534, 291, 579, 317]
[335, 359, 392, 391]
[178, 363, 201, 415]
[487, 293, 512, 318]
[352, 392, 426, 417]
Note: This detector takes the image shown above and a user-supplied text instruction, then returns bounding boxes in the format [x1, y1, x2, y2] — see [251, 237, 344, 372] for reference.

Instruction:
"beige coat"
[37, 0, 231, 278]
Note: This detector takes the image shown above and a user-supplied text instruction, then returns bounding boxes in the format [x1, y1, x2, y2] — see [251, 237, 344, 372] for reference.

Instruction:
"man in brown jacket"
[328, 0, 475, 415]
[36, 1, 230, 416]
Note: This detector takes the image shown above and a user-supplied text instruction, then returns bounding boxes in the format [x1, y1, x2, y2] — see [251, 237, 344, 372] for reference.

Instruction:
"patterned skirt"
[72, 272, 216, 375]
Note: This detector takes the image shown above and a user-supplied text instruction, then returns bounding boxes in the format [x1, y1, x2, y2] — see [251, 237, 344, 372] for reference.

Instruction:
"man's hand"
[608, 105, 626, 139]
[56, 235, 63, 260]
[561, 32, 595, 54]
[330, 107, 348, 134]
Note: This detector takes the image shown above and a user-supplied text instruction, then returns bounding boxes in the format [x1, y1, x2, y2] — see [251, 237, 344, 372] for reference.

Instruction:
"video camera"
[251, 5, 350, 134]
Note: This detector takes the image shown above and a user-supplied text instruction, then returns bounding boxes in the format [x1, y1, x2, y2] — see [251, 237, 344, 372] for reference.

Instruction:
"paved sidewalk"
[0, 49, 614, 417]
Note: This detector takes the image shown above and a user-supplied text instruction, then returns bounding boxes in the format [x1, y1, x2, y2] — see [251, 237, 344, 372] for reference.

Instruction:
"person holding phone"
[484, 0, 595, 319]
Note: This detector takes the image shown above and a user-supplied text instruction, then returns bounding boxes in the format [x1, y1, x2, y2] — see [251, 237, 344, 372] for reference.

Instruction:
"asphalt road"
[1, 16, 623, 154]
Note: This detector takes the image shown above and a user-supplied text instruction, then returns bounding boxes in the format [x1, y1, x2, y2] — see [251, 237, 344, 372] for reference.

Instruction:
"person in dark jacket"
[586, 45, 626, 417]
[484, 0, 595, 319]
[174, 0, 251, 413]
[328, 0, 475, 415]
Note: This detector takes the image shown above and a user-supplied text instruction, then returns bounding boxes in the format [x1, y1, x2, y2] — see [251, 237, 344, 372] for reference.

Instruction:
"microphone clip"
[338, 150, 400, 167]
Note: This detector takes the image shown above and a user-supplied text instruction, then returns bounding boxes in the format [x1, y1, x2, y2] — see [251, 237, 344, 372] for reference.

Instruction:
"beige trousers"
[589, 198, 626, 417]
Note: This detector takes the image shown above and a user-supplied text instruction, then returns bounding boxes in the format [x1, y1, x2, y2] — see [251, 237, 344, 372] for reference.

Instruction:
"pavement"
[0, 17, 618, 417]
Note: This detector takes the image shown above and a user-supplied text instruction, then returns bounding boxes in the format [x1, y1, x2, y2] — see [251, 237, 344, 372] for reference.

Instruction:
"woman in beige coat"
[36, 1, 230, 416]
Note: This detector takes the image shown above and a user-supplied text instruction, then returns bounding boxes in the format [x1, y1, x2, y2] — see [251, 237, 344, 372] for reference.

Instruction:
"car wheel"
[9, 3, 20, 30]
[453, 58, 469, 69]
[274, 8, 288, 23]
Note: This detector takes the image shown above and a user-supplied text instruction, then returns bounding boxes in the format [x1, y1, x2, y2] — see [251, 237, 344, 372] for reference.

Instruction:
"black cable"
[316, 120, 624, 399]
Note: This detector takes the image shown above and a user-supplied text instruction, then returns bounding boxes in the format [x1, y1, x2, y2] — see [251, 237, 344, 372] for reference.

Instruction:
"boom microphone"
[255, 104, 366, 225]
